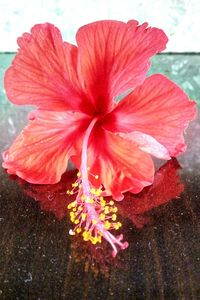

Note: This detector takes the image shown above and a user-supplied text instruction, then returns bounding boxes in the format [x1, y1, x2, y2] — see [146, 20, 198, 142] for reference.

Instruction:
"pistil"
[67, 117, 128, 257]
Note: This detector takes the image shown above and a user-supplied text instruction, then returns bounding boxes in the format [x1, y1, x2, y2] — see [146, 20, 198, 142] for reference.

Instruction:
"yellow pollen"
[114, 222, 122, 230]
[67, 170, 122, 247]
[81, 213, 87, 221]
[111, 214, 117, 221]
[76, 228, 82, 233]
[70, 201, 76, 207]
[104, 206, 110, 214]
[112, 207, 118, 213]
[82, 231, 90, 241]
[86, 198, 94, 203]
[90, 188, 96, 194]
[90, 188, 102, 196]
[91, 237, 99, 244]
[96, 189, 101, 196]
[100, 199, 106, 207]
[100, 213, 105, 221]
[104, 221, 111, 229]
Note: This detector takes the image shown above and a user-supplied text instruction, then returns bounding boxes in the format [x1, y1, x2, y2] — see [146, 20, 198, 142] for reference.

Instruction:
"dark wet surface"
[0, 54, 200, 299]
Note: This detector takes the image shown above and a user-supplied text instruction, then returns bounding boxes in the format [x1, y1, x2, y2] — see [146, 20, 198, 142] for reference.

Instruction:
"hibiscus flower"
[2, 20, 196, 256]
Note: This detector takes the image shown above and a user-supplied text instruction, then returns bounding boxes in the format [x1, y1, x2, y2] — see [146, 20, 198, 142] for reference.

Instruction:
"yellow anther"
[111, 214, 117, 221]
[81, 195, 86, 200]
[74, 219, 79, 225]
[78, 206, 83, 211]
[67, 204, 72, 209]
[77, 172, 80, 177]
[100, 213, 105, 221]
[83, 235, 89, 241]
[70, 201, 76, 208]
[66, 190, 70, 195]
[72, 208, 76, 212]
[114, 222, 122, 230]
[95, 189, 101, 196]
[109, 200, 114, 206]
[86, 198, 94, 204]
[70, 191, 74, 195]
[100, 198, 106, 206]
[118, 222, 122, 227]
[95, 175, 99, 179]
[92, 219, 98, 225]
[72, 182, 79, 188]
[76, 228, 82, 234]
[82, 231, 90, 241]
[104, 206, 110, 214]
[112, 207, 118, 213]
[81, 213, 87, 221]
[91, 237, 98, 244]
[70, 212, 75, 218]
[104, 221, 111, 229]
[90, 188, 96, 195]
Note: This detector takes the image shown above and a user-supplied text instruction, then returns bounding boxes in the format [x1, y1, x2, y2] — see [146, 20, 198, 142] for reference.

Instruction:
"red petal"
[103, 74, 197, 157]
[117, 159, 184, 227]
[76, 20, 168, 114]
[2, 110, 90, 184]
[4, 23, 89, 113]
[72, 127, 154, 201]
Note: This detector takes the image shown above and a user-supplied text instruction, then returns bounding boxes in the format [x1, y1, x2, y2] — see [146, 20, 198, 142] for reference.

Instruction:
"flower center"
[67, 117, 128, 257]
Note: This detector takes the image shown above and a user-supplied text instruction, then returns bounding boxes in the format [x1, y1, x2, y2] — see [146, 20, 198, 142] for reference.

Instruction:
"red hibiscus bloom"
[2, 21, 196, 256]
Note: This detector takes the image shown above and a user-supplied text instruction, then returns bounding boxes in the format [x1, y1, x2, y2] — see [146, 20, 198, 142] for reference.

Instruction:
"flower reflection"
[11, 158, 184, 275]
[70, 237, 127, 278]
[117, 158, 184, 228]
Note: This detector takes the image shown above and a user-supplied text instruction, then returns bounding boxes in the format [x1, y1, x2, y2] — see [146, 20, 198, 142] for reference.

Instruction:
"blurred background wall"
[0, 0, 199, 52]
